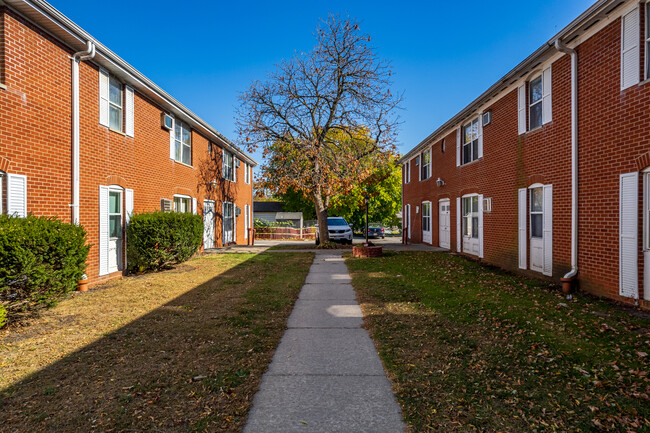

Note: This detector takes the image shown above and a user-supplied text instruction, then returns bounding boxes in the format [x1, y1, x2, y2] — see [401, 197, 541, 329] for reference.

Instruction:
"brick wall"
[403, 8, 650, 307]
[0, 8, 254, 285]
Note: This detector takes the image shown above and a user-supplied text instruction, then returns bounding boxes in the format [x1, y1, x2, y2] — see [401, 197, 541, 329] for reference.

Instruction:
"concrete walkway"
[244, 251, 405, 433]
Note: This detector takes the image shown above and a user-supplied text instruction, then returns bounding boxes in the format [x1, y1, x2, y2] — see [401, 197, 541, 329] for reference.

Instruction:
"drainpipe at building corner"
[70, 41, 95, 225]
[554, 38, 578, 295]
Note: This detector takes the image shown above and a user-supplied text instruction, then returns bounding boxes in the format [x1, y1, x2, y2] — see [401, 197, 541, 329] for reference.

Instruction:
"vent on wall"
[161, 198, 172, 212]
[483, 197, 493, 213]
[161, 113, 174, 130]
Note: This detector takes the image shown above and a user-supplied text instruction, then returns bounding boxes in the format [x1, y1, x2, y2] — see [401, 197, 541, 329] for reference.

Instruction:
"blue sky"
[52, 0, 594, 170]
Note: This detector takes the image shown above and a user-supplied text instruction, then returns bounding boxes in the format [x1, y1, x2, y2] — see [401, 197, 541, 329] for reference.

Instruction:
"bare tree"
[236, 14, 401, 243]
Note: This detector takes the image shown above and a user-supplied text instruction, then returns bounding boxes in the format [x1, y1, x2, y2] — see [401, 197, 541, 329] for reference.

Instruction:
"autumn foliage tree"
[236, 15, 401, 242]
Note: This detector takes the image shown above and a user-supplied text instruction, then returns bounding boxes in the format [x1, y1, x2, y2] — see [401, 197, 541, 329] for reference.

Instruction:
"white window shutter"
[244, 204, 249, 239]
[517, 84, 526, 134]
[619, 172, 639, 298]
[169, 118, 175, 159]
[407, 204, 411, 239]
[125, 188, 134, 268]
[192, 198, 197, 215]
[99, 68, 109, 127]
[125, 85, 135, 137]
[233, 157, 238, 182]
[456, 127, 461, 166]
[478, 114, 484, 159]
[478, 194, 484, 258]
[517, 188, 526, 269]
[621, 7, 640, 90]
[542, 184, 553, 276]
[7, 173, 27, 217]
[99, 185, 109, 276]
[542, 66, 552, 124]
[456, 197, 461, 252]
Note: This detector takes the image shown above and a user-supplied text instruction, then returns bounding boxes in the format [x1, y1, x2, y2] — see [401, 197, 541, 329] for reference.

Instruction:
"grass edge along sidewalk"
[0, 252, 313, 432]
[345, 251, 650, 432]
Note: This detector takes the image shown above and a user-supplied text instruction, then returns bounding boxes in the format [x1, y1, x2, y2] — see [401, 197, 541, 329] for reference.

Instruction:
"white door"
[530, 186, 544, 273]
[108, 189, 123, 273]
[422, 202, 432, 244]
[439, 200, 450, 249]
[462, 195, 480, 255]
[643, 169, 650, 301]
[223, 202, 234, 244]
[204, 200, 215, 249]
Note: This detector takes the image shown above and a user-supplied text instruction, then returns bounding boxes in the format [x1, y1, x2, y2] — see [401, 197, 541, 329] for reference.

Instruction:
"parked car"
[315, 217, 353, 245]
[367, 224, 385, 239]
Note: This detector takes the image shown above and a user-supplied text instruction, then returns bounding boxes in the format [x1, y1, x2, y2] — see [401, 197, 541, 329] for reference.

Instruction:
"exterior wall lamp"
[436, 177, 445, 187]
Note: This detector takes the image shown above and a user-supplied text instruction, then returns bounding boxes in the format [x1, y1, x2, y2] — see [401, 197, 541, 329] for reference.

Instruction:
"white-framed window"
[173, 195, 192, 213]
[462, 118, 480, 164]
[518, 66, 552, 134]
[529, 75, 543, 130]
[404, 161, 410, 184]
[223, 150, 234, 181]
[244, 162, 251, 184]
[530, 186, 543, 238]
[108, 76, 123, 132]
[99, 69, 134, 137]
[420, 149, 431, 180]
[421, 201, 431, 232]
[462, 195, 479, 239]
[174, 120, 192, 165]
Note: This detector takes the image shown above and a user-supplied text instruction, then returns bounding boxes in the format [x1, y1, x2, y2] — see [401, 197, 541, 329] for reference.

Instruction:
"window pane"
[472, 217, 478, 238]
[472, 140, 478, 161]
[109, 79, 122, 105]
[109, 192, 120, 213]
[472, 119, 479, 140]
[472, 196, 479, 212]
[182, 126, 191, 145]
[531, 214, 543, 238]
[530, 102, 542, 130]
[109, 215, 122, 238]
[464, 125, 471, 144]
[175, 123, 181, 141]
[423, 151, 430, 164]
[182, 144, 191, 165]
[463, 143, 471, 164]
[109, 106, 122, 131]
[175, 140, 181, 161]
[531, 188, 543, 212]
[530, 76, 542, 103]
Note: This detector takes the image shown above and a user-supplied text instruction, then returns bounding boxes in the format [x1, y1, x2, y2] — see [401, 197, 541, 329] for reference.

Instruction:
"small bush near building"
[0, 215, 90, 327]
[127, 212, 203, 272]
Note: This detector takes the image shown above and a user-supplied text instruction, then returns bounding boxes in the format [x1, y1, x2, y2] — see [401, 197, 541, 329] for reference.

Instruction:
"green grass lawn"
[0, 253, 313, 432]
[346, 251, 650, 432]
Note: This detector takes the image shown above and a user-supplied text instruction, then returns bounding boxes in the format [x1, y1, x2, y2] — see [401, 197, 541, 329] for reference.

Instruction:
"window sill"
[0, 83, 6, 91]
[639, 77, 650, 87]
[459, 157, 483, 168]
[107, 127, 126, 136]
[171, 159, 194, 169]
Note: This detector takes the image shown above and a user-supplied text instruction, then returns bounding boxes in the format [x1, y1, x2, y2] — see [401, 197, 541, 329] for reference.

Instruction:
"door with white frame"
[529, 186, 544, 273]
[422, 201, 432, 244]
[439, 199, 450, 249]
[108, 188, 123, 273]
[643, 167, 650, 301]
[462, 195, 481, 256]
[223, 202, 234, 244]
[203, 200, 215, 249]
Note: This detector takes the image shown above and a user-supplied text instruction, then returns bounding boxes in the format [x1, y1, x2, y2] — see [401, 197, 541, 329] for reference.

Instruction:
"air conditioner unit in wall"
[161, 113, 174, 130]
[161, 198, 172, 212]
[482, 111, 492, 126]
[483, 197, 493, 212]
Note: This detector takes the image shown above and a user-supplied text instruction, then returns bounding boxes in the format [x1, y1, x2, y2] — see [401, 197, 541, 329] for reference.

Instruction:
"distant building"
[253, 201, 303, 228]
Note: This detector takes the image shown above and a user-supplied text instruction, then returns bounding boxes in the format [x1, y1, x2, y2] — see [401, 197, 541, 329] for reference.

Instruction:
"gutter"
[399, 0, 621, 163]
[554, 38, 579, 281]
[70, 40, 95, 225]
[4, 0, 258, 167]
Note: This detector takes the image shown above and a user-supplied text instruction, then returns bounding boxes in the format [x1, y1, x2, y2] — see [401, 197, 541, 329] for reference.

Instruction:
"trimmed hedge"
[126, 211, 203, 272]
[0, 215, 90, 327]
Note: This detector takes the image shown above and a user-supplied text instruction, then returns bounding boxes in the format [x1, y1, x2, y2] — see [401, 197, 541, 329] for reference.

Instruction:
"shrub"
[127, 211, 203, 272]
[0, 214, 90, 327]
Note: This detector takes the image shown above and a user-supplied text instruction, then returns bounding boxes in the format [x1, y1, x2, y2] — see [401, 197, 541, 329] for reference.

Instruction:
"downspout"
[71, 41, 95, 224]
[554, 38, 578, 284]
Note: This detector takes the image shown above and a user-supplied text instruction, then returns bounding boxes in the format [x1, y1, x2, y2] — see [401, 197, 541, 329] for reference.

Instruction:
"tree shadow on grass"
[0, 253, 312, 432]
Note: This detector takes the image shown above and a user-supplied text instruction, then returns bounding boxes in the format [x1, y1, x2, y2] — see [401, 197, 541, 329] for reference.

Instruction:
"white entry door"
[439, 199, 450, 249]
[462, 195, 481, 256]
[422, 201, 432, 244]
[108, 189, 123, 273]
[204, 200, 215, 249]
[530, 186, 544, 273]
[223, 202, 234, 244]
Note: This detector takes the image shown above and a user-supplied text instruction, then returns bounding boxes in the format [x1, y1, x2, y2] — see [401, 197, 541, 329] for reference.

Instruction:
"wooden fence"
[254, 227, 316, 241]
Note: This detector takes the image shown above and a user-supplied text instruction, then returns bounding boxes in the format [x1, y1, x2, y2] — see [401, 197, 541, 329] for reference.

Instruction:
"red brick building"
[0, 0, 256, 285]
[401, 0, 650, 308]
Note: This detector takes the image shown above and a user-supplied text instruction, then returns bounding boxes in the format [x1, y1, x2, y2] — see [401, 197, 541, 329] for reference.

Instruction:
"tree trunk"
[314, 193, 329, 243]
